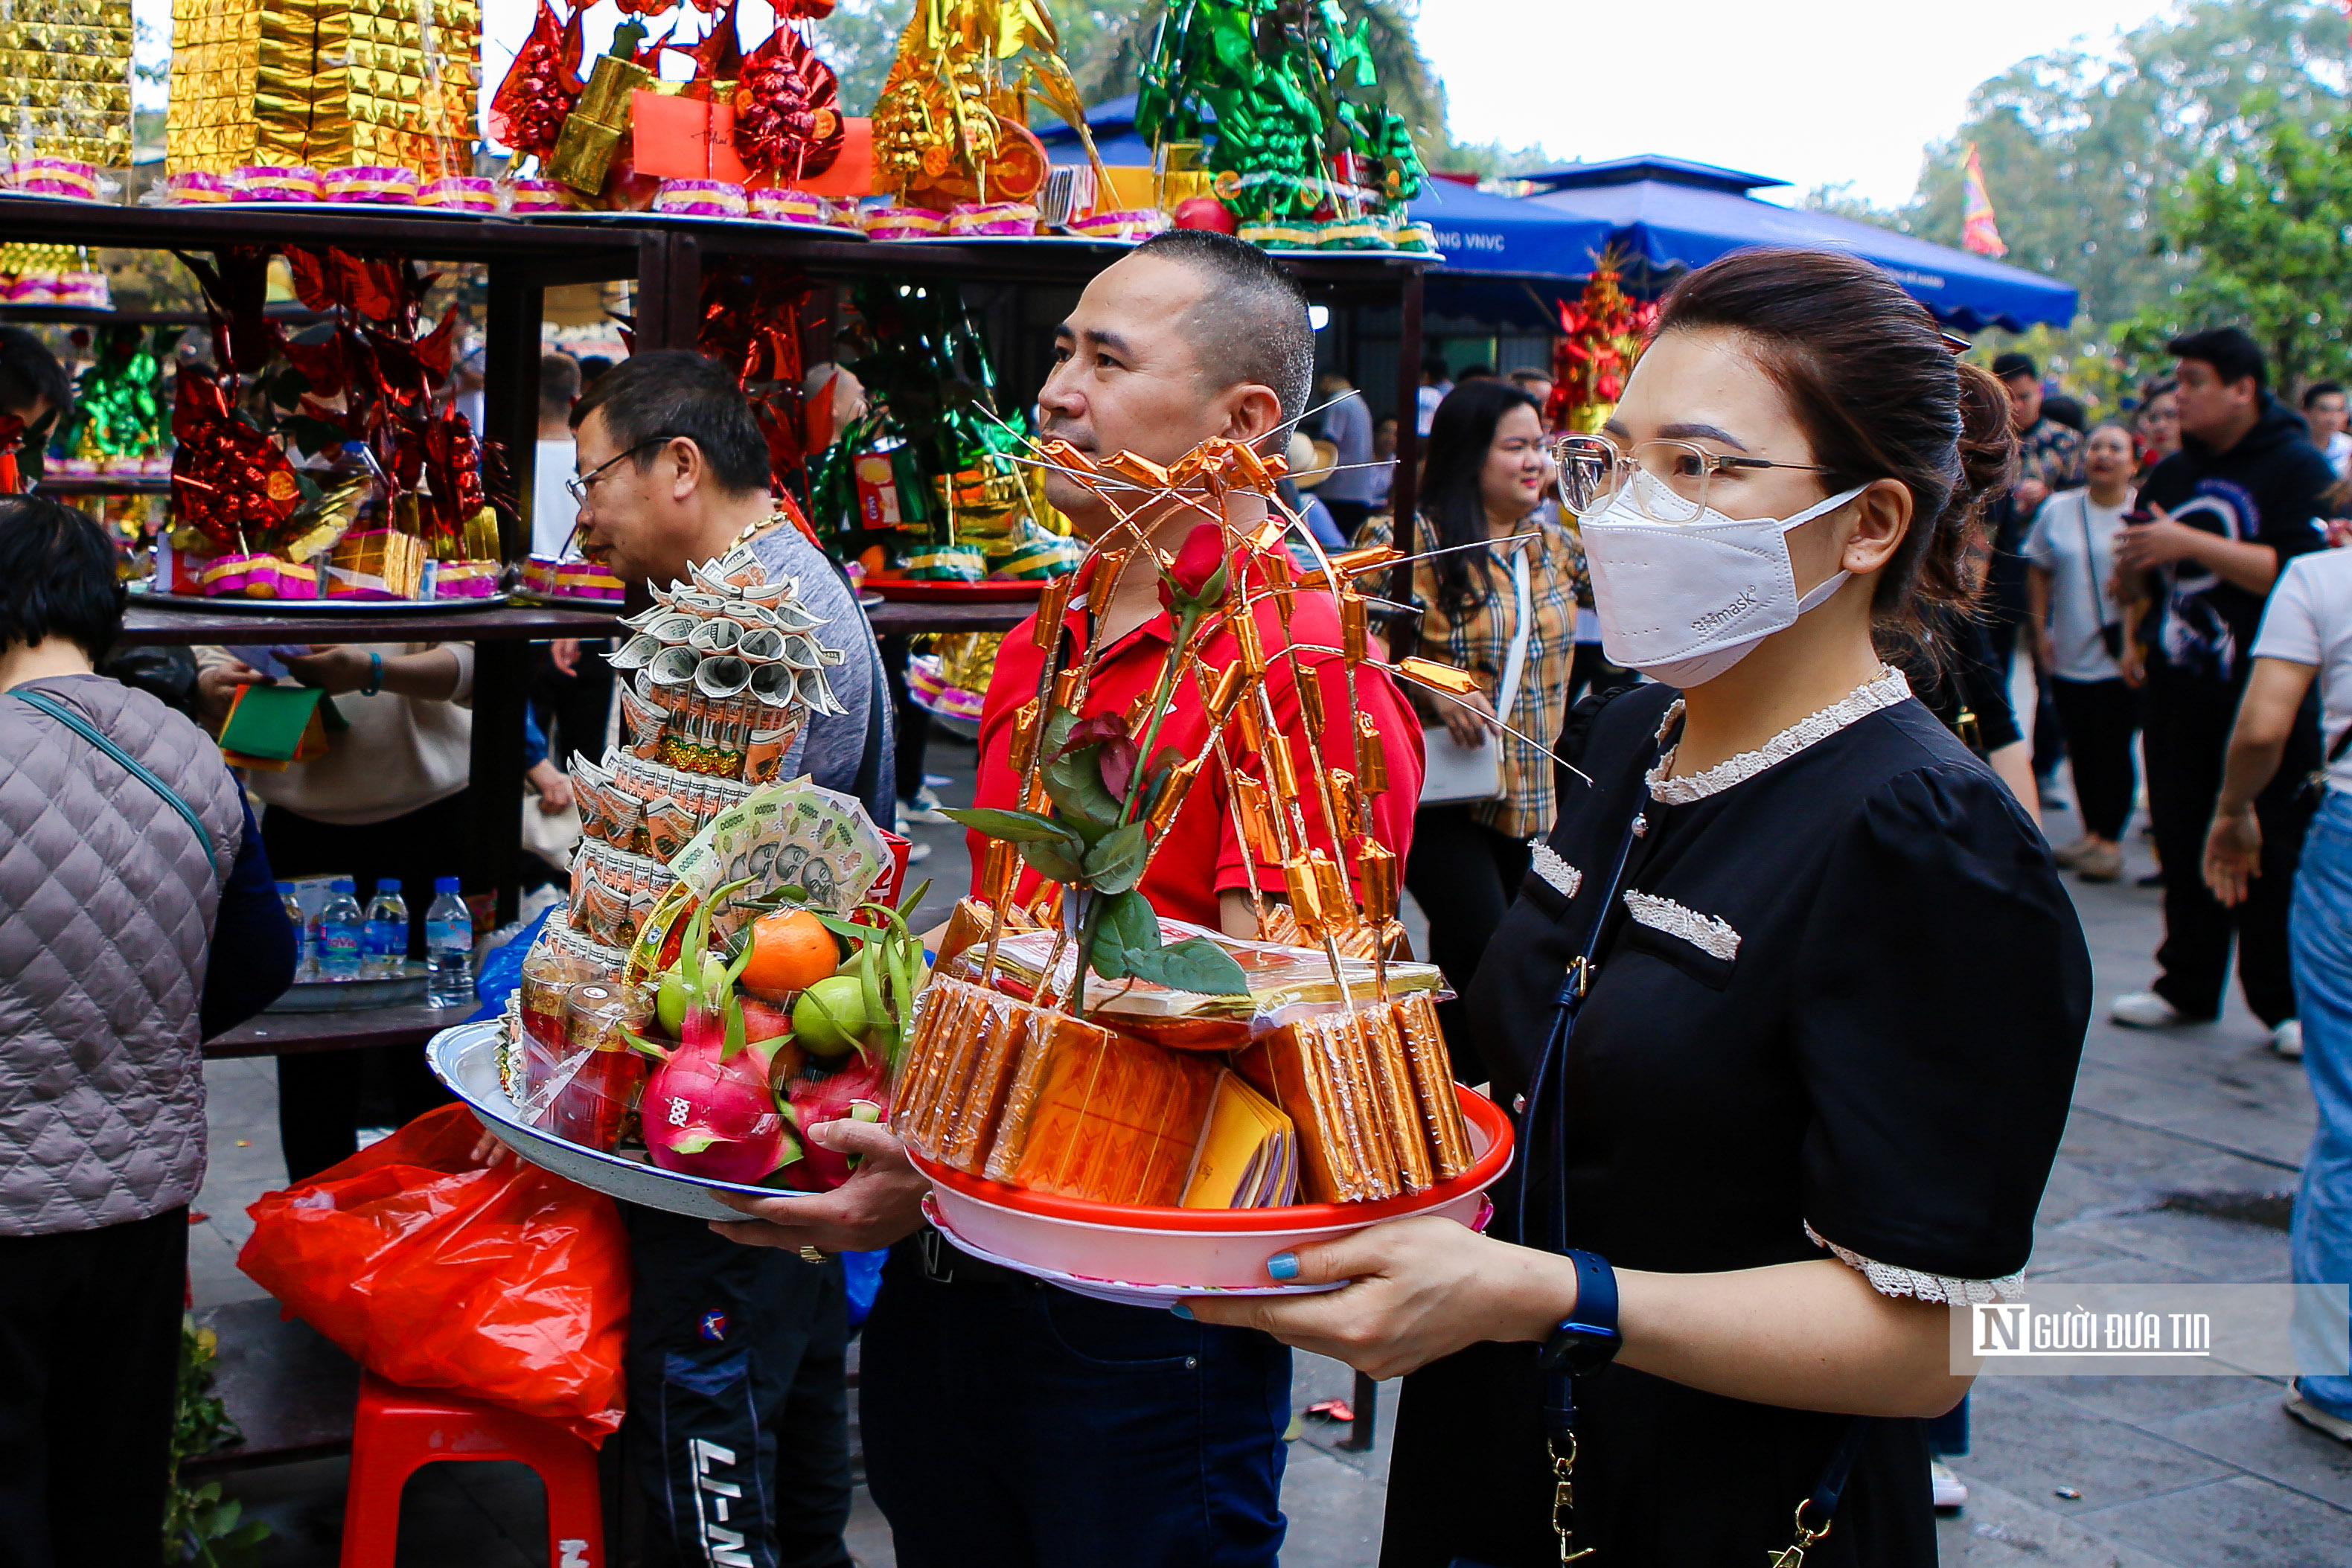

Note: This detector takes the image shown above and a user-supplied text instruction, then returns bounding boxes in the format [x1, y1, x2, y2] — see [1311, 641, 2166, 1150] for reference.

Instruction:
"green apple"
[793, 973, 872, 1057]
[655, 955, 729, 1036]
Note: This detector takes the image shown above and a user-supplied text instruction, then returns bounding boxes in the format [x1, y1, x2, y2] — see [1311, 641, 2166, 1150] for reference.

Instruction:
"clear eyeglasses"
[566, 435, 683, 506]
[1550, 433, 1837, 523]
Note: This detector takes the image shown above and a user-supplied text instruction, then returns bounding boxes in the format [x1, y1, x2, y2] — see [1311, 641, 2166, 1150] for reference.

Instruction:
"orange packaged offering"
[995, 1020, 1218, 1206]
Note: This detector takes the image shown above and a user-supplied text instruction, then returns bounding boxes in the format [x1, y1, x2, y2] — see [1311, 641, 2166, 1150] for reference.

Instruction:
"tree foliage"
[1819, 0, 2348, 328]
[2134, 104, 2352, 392]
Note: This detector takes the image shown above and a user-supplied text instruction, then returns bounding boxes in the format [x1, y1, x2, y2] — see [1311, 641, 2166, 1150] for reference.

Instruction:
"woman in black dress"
[1192, 250, 2091, 1565]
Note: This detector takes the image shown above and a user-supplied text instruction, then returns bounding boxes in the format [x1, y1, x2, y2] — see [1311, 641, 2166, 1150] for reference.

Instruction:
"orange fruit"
[740, 909, 840, 1000]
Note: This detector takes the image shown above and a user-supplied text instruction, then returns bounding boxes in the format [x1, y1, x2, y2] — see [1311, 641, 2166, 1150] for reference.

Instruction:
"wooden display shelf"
[0, 196, 649, 272]
[116, 601, 621, 646]
[864, 598, 1037, 636]
[205, 1002, 461, 1060]
[35, 473, 167, 494]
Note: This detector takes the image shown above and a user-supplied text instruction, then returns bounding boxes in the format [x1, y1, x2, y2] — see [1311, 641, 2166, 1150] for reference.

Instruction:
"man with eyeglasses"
[557, 349, 892, 1568]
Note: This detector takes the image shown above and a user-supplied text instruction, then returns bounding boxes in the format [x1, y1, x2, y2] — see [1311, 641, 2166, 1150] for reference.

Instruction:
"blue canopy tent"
[1517, 156, 2079, 331]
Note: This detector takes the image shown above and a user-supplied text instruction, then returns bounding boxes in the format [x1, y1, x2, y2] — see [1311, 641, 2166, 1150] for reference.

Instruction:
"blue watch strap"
[362, 651, 383, 697]
[1539, 1249, 1623, 1382]
[1565, 1248, 1619, 1337]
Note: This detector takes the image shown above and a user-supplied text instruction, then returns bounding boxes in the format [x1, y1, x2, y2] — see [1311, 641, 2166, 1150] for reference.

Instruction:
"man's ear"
[665, 436, 703, 501]
[1221, 383, 1287, 450]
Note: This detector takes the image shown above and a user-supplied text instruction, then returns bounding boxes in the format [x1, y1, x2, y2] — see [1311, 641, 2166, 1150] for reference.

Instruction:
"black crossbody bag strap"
[7, 687, 221, 879]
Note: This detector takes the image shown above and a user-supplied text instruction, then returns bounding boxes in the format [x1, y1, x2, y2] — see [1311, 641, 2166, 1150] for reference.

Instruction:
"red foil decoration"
[696, 262, 820, 538]
[171, 369, 303, 551]
[174, 248, 280, 377]
[732, 24, 844, 182]
[668, 0, 747, 80]
[491, 0, 587, 160]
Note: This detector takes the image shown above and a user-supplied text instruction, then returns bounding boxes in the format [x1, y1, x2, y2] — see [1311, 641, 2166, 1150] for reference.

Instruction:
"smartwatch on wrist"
[1539, 1249, 1623, 1378]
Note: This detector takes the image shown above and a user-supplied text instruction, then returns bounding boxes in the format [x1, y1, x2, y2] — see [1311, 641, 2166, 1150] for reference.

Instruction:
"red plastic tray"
[910, 1084, 1512, 1233]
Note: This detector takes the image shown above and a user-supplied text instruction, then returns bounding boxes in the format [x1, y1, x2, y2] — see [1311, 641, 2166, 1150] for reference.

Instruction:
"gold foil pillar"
[166, 0, 480, 176]
[0, 0, 133, 167]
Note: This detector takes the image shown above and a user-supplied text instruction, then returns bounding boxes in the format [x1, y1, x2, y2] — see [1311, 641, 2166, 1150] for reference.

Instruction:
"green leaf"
[1041, 745, 1122, 843]
[938, 806, 1081, 851]
[1022, 836, 1084, 884]
[1101, 886, 1161, 953]
[1040, 701, 1078, 761]
[1121, 937, 1250, 997]
[1081, 821, 1149, 894]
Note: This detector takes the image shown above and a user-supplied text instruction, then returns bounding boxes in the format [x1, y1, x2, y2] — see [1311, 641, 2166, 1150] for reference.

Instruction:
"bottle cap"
[378, 878, 400, 892]
[435, 876, 460, 893]
[331, 879, 356, 893]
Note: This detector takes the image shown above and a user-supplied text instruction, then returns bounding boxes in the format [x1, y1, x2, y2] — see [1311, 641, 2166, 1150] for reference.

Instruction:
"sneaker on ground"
[902, 786, 953, 826]
[1929, 1459, 1968, 1508]
[2272, 1019, 2304, 1060]
[904, 837, 933, 865]
[2287, 1383, 2352, 1443]
[2076, 842, 2124, 882]
[2051, 836, 2094, 868]
[2039, 782, 2073, 812]
[2110, 991, 2185, 1028]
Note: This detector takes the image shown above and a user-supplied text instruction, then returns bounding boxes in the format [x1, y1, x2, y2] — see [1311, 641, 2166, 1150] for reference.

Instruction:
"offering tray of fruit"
[440, 537, 927, 1220]
[432, 1020, 810, 1223]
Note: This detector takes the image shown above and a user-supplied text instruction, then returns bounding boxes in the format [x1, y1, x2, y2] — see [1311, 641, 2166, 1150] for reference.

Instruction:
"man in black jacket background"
[2110, 327, 2332, 1055]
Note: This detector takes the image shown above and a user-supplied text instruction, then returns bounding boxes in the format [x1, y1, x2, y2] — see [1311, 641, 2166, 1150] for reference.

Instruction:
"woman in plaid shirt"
[1358, 379, 1580, 1082]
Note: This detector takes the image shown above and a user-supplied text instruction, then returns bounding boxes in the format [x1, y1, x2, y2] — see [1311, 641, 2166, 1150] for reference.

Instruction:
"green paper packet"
[220, 683, 326, 762]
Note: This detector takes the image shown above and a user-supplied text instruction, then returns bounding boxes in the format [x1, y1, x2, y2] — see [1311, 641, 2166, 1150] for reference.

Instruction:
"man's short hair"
[1457, 364, 1495, 382]
[2169, 327, 2267, 392]
[0, 326, 71, 421]
[0, 495, 123, 659]
[540, 352, 582, 419]
[1508, 368, 1551, 389]
[1990, 351, 2037, 383]
[578, 355, 614, 386]
[1422, 355, 1449, 383]
[569, 350, 770, 496]
[2304, 380, 2345, 409]
[1130, 230, 1314, 432]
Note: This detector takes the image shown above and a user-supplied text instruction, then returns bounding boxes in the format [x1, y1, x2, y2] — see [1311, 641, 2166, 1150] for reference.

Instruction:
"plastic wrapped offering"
[939, 915, 1448, 1051]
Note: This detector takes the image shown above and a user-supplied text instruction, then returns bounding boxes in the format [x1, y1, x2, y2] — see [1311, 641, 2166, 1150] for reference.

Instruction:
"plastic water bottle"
[316, 880, 365, 981]
[362, 880, 409, 976]
[425, 877, 474, 1008]
[277, 881, 312, 977]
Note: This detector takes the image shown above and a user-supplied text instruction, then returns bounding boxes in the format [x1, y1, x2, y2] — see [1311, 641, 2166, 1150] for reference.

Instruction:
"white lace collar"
[1646, 666, 1911, 804]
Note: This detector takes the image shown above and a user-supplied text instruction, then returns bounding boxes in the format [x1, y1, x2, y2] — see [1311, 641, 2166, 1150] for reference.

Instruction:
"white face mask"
[1581, 471, 1868, 688]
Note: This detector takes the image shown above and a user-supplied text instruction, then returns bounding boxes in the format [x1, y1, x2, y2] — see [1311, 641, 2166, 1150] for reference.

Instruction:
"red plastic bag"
[237, 1103, 630, 1445]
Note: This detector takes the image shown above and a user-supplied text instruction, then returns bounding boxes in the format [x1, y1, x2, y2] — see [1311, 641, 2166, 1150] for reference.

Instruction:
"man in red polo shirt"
[717, 231, 1424, 1567]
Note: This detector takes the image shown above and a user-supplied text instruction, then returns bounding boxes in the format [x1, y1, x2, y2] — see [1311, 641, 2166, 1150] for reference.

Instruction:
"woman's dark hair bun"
[1652, 249, 2020, 637]
[1951, 359, 2020, 525]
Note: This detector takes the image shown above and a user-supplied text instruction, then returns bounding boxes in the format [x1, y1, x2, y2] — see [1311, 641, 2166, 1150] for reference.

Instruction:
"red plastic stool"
[339, 1372, 605, 1568]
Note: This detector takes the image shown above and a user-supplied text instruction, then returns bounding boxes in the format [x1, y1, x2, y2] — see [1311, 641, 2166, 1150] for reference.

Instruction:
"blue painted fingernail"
[1266, 1252, 1300, 1281]
[1170, 1301, 1195, 1319]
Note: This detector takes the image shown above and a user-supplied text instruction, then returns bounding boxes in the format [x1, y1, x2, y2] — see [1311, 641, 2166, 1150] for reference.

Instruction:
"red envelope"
[630, 90, 733, 181]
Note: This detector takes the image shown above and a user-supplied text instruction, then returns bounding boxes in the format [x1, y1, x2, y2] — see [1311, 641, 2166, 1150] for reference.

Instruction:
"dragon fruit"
[633, 878, 805, 1184]
[782, 1049, 889, 1191]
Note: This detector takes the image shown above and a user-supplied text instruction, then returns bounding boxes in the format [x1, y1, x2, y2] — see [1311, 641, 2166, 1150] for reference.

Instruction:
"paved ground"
[190, 728, 2352, 1564]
